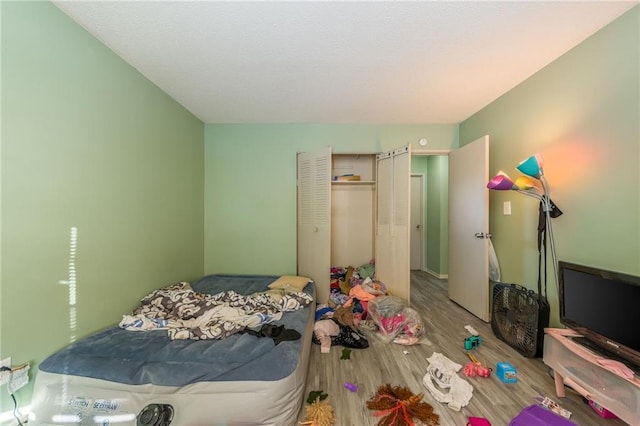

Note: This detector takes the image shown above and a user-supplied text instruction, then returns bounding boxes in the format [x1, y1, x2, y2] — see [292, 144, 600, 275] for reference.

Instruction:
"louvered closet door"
[391, 146, 411, 301]
[376, 145, 411, 302]
[297, 148, 331, 304]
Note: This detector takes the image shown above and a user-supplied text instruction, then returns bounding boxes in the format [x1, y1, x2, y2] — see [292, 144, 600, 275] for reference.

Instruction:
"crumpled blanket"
[119, 281, 313, 340]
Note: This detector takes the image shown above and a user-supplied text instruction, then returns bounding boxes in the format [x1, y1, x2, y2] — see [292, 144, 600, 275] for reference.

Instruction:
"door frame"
[412, 149, 451, 280]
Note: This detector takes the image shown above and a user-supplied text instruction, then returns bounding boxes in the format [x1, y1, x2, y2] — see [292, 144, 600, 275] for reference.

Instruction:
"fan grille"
[491, 283, 548, 357]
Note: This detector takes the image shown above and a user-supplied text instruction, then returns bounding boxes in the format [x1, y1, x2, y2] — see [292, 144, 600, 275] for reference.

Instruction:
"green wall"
[426, 156, 449, 276]
[1, 1, 204, 410]
[460, 6, 640, 327]
[204, 124, 457, 274]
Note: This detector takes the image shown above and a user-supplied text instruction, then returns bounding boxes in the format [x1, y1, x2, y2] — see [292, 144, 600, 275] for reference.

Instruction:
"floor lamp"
[487, 154, 563, 293]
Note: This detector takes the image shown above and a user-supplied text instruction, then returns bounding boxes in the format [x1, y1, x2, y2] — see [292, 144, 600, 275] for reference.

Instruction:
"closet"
[297, 146, 411, 304]
[330, 153, 376, 268]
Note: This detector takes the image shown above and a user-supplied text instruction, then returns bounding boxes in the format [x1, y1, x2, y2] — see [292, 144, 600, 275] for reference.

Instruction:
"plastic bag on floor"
[368, 296, 424, 344]
[488, 238, 501, 282]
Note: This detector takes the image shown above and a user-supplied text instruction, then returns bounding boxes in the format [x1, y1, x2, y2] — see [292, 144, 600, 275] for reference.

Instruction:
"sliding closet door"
[375, 151, 393, 296]
[391, 146, 411, 301]
[376, 145, 411, 301]
[297, 148, 331, 303]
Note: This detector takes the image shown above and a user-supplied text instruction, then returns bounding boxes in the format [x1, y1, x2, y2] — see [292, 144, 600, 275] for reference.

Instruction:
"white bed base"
[29, 306, 314, 426]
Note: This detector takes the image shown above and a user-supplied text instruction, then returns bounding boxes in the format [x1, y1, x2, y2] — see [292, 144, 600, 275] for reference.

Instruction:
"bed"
[29, 274, 316, 426]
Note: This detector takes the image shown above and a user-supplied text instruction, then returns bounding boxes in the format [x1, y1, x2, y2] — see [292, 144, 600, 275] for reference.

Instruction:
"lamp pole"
[540, 176, 559, 288]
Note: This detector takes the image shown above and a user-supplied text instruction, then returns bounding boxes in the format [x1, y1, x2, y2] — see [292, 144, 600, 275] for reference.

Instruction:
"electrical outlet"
[0, 357, 11, 386]
[8, 362, 29, 393]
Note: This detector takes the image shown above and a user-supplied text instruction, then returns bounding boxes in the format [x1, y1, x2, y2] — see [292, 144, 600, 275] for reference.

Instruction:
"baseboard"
[424, 268, 448, 280]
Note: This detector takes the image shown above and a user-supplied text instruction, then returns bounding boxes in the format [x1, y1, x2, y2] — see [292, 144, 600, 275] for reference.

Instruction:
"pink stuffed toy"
[467, 417, 491, 426]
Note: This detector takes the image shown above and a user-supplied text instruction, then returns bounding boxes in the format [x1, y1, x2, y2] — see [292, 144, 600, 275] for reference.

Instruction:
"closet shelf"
[331, 181, 375, 185]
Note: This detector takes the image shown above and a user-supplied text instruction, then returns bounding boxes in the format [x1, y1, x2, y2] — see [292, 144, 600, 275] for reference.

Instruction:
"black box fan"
[491, 282, 549, 358]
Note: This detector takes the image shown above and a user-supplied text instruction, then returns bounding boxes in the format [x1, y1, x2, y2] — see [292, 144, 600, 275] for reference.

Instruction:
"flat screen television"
[559, 260, 640, 371]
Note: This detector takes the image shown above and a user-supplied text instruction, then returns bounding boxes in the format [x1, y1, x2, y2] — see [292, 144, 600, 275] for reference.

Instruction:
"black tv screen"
[559, 261, 640, 369]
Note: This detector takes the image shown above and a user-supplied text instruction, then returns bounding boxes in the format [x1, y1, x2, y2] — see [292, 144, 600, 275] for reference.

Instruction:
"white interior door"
[410, 175, 424, 270]
[448, 136, 490, 321]
[297, 147, 331, 303]
[376, 145, 411, 302]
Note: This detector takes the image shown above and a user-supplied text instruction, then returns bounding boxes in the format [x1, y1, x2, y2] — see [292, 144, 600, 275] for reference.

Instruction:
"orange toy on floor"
[366, 384, 440, 426]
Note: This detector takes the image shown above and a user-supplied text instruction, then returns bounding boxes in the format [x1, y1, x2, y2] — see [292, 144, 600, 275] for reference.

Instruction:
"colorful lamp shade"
[516, 154, 543, 179]
[486, 152, 561, 292]
[486, 172, 517, 190]
[514, 175, 537, 191]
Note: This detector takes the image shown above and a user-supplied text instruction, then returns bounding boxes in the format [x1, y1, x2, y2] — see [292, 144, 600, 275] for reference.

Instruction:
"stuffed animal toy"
[299, 397, 335, 426]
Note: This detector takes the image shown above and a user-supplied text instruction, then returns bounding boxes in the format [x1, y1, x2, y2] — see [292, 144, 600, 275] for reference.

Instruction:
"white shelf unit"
[543, 328, 640, 425]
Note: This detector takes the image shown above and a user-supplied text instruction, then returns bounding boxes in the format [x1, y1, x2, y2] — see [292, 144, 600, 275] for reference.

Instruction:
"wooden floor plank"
[298, 271, 627, 425]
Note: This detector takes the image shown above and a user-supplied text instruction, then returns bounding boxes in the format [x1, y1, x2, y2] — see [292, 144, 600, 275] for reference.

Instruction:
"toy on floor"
[299, 398, 335, 426]
[306, 390, 328, 404]
[300, 391, 335, 426]
[463, 325, 481, 350]
[496, 362, 517, 383]
[344, 382, 358, 392]
[467, 417, 491, 426]
[340, 348, 352, 360]
[366, 384, 440, 426]
[536, 396, 572, 418]
[587, 399, 617, 419]
[464, 325, 479, 336]
[463, 353, 492, 378]
[464, 335, 481, 350]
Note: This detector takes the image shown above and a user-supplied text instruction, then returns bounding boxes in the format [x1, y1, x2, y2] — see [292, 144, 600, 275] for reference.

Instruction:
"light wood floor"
[298, 270, 627, 425]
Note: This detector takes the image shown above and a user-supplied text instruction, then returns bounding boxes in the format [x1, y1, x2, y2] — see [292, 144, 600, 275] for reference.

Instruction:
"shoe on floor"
[332, 323, 369, 349]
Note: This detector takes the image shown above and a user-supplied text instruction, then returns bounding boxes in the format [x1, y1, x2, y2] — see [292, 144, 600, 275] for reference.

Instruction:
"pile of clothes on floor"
[312, 261, 425, 353]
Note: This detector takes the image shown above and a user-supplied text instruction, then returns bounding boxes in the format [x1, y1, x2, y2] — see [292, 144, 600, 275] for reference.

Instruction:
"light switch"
[503, 201, 512, 215]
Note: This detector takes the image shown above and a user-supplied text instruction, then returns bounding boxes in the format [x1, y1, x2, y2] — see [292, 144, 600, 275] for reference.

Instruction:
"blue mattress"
[38, 274, 314, 387]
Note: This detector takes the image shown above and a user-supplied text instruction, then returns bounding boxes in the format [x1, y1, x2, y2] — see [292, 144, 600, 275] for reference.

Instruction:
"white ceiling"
[53, 1, 638, 124]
